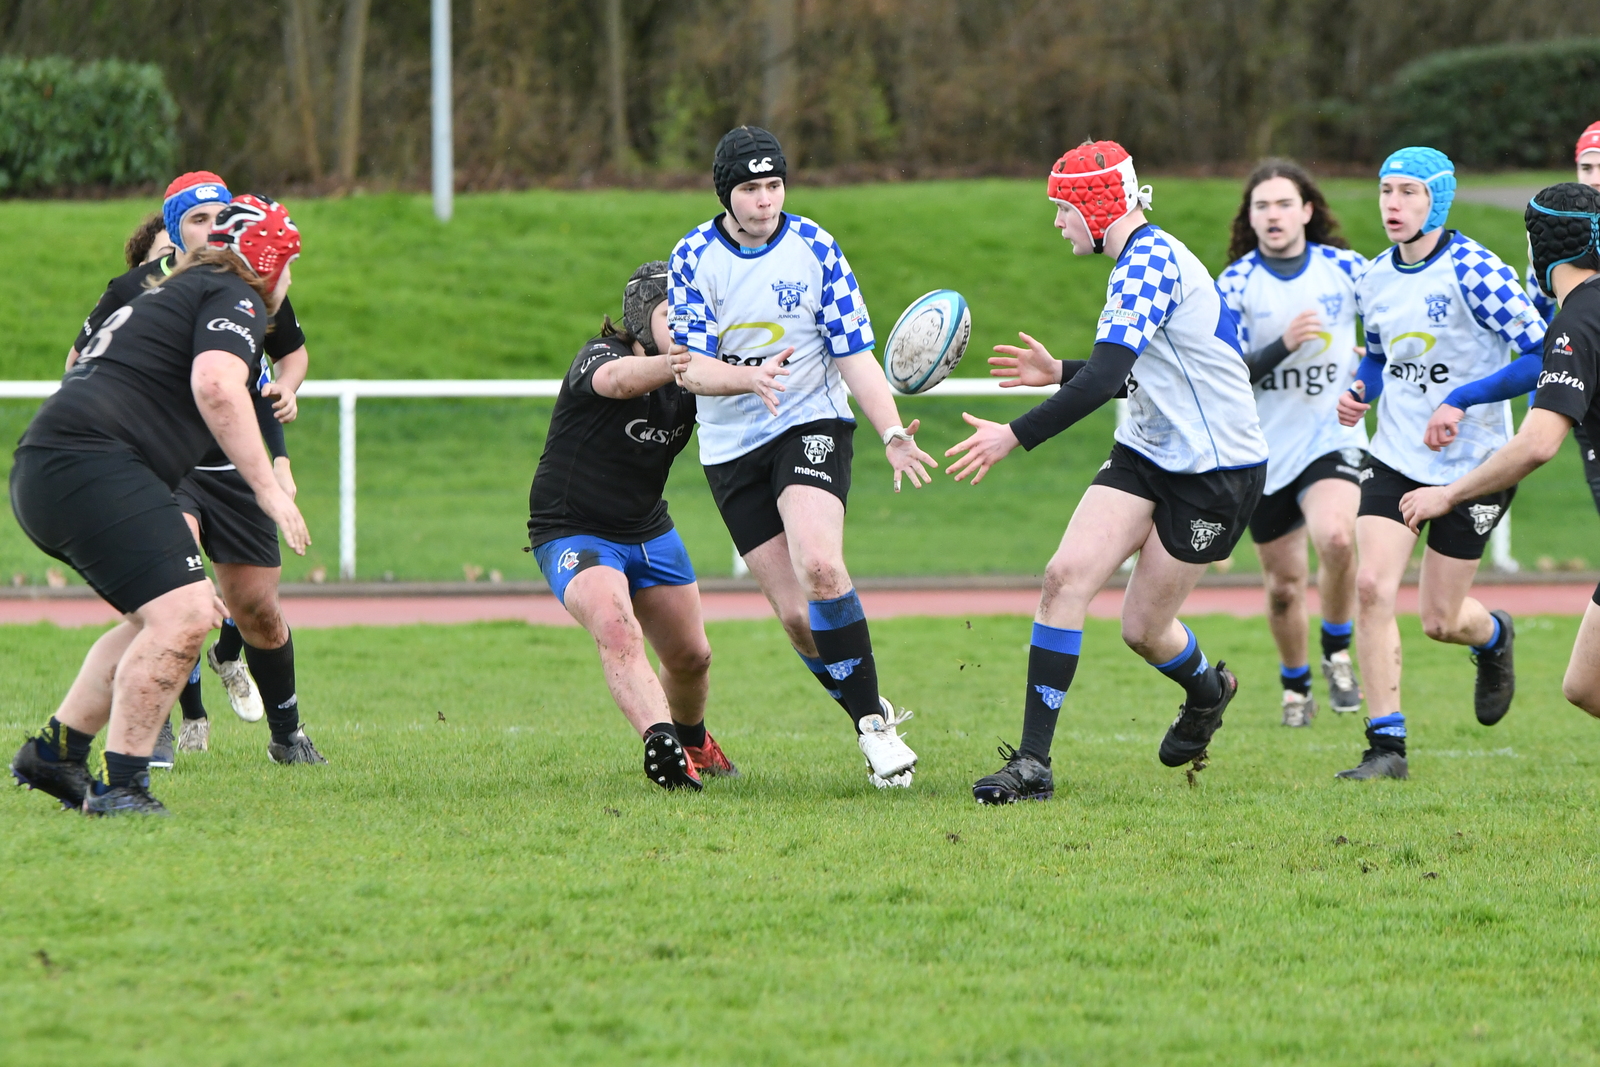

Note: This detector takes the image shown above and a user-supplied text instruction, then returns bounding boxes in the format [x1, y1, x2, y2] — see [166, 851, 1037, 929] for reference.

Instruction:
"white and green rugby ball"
[883, 289, 971, 395]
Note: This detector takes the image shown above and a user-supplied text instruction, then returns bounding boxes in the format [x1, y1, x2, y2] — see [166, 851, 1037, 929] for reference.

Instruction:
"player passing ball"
[948, 140, 1269, 803]
[1400, 184, 1600, 718]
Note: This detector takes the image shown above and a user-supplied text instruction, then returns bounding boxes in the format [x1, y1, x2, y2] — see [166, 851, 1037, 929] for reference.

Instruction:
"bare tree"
[603, 0, 630, 169]
[282, 0, 323, 178]
[333, 0, 372, 184]
[762, 0, 797, 134]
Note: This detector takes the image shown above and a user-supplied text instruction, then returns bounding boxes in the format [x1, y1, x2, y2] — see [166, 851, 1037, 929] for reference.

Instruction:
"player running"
[68, 174, 320, 767]
[948, 140, 1269, 804]
[669, 126, 938, 789]
[1218, 160, 1367, 726]
[1401, 184, 1600, 718]
[529, 262, 729, 791]
[10, 196, 310, 815]
[1333, 147, 1546, 780]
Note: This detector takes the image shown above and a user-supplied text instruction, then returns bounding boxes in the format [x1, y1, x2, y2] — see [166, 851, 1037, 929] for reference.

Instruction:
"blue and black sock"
[1472, 614, 1506, 654]
[1280, 663, 1312, 696]
[1320, 619, 1353, 658]
[1152, 625, 1223, 707]
[178, 659, 207, 720]
[1019, 623, 1081, 764]
[798, 651, 849, 710]
[104, 750, 150, 788]
[807, 590, 881, 731]
[35, 716, 94, 763]
[245, 632, 300, 745]
[1367, 712, 1406, 756]
[214, 617, 244, 663]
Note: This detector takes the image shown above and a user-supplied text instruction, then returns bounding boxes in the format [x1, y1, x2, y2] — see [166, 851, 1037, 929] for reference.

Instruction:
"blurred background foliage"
[2, 0, 1599, 194]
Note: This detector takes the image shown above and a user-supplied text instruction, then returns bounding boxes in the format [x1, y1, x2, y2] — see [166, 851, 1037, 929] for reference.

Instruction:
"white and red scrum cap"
[1047, 140, 1154, 252]
[1577, 121, 1600, 164]
[207, 194, 300, 291]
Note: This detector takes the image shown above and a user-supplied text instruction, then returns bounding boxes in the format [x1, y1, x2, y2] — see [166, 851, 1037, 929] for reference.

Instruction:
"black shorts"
[704, 419, 855, 555]
[1249, 448, 1367, 544]
[176, 466, 281, 568]
[1357, 455, 1515, 561]
[1090, 443, 1266, 564]
[9, 447, 208, 614]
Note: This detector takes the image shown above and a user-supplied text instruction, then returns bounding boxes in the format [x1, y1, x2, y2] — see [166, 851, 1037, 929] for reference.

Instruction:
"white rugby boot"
[177, 716, 210, 753]
[1321, 650, 1363, 714]
[208, 645, 265, 723]
[1280, 689, 1316, 728]
[858, 697, 917, 788]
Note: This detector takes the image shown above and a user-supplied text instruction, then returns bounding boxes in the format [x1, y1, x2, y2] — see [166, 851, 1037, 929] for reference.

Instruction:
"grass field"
[1, 177, 1593, 583]
[3, 612, 1599, 1064]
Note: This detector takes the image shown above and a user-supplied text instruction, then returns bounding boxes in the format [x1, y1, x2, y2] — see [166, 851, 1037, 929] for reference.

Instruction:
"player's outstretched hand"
[1399, 485, 1453, 532]
[945, 412, 1019, 485]
[1337, 381, 1370, 427]
[885, 418, 938, 492]
[1423, 403, 1464, 452]
[260, 489, 311, 555]
[989, 332, 1064, 388]
[1283, 309, 1324, 352]
[748, 348, 793, 416]
[262, 381, 298, 423]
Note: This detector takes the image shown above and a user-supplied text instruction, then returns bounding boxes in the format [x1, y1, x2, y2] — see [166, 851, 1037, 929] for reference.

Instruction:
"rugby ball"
[882, 289, 971, 395]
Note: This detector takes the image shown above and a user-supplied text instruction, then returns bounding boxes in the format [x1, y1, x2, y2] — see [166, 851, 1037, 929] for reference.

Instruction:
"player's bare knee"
[1355, 568, 1390, 611]
[1562, 676, 1600, 717]
[665, 641, 712, 679]
[797, 554, 847, 598]
[1266, 575, 1302, 618]
[1419, 609, 1457, 643]
[1319, 526, 1356, 564]
[592, 612, 644, 656]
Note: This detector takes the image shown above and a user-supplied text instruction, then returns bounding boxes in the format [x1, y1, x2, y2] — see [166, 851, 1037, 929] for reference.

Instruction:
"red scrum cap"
[1047, 140, 1154, 253]
[207, 194, 301, 292]
[1578, 122, 1600, 163]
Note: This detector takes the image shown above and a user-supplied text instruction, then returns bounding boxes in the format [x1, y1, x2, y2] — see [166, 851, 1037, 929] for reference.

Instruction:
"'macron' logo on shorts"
[558, 549, 581, 571]
[801, 434, 835, 465]
[1467, 503, 1502, 535]
[1189, 519, 1225, 552]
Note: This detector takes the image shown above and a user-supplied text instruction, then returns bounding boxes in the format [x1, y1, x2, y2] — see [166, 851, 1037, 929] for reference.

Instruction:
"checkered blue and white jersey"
[1525, 261, 1558, 326]
[1356, 233, 1545, 485]
[1100, 226, 1267, 474]
[1217, 244, 1368, 495]
[669, 213, 872, 465]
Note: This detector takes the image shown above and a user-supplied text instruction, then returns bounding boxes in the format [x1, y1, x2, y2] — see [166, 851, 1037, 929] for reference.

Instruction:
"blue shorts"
[533, 530, 697, 604]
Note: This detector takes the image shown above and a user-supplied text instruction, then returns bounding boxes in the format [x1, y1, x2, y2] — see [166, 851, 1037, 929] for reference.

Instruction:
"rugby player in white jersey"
[1402, 183, 1600, 719]
[1218, 160, 1367, 727]
[1334, 147, 1546, 780]
[947, 140, 1269, 803]
[669, 127, 938, 788]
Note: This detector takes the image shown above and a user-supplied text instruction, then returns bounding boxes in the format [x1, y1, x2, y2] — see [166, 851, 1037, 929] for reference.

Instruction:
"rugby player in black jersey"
[1401, 183, 1600, 718]
[528, 262, 726, 790]
[69, 174, 317, 767]
[10, 196, 311, 815]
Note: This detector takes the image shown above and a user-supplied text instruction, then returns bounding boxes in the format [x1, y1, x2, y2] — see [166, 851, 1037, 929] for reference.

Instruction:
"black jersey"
[527, 335, 696, 547]
[21, 265, 267, 488]
[72, 253, 304, 464]
[1531, 275, 1600, 445]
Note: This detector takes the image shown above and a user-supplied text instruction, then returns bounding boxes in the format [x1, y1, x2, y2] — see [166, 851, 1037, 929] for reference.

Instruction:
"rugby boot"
[1336, 719, 1408, 780]
[1158, 663, 1237, 767]
[83, 774, 170, 817]
[150, 719, 176, 770]
[643, 730, 702, 792]
[11, 737, 96, 810]
[1472, 610, 1515, 726]
[972, 742, 1054, 804]
[208, 645, 264, 723]
[1281, 689, 1316, 728]
[1321, 650, 1363, 713]
[177, 717, 210, 753]
[859, 697, 916, 788]
[683, 731, 738, 778]
[268, 727, 328, 765]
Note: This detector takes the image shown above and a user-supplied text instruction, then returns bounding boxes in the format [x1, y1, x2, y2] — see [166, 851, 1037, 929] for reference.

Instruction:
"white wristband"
[881, 424, 914, 446]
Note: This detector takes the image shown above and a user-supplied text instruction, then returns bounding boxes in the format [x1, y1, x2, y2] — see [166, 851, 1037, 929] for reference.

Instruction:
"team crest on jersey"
[1190, 519, 1225, 552]
[801, 434, 835, 464]
[772, 280, 808, 312]
[235, 298, 256, 318]
[1467, 503, 1502, 535]
[1318, 293, 1343, 320]
[1424, 291, 1452, 324]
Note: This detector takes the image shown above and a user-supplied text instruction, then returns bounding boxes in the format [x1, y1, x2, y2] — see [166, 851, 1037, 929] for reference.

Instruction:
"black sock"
[1280, 664, 1312, 696]
[1018, 623, 1081, 764]
[798, 652, 849, 710]
[104, 750, 150, 788]
[1153, 624, 1223, 706]
[1320, 619, 1353, 658]
[807, 591, 881, 731]
[674, 720, 707, 748]
[245, 632, 300, 744]
[214, 617, 244, 662]
[645, 721, 677, 741]
[178, 659, 208, 720]
[37, 716, 95, 763]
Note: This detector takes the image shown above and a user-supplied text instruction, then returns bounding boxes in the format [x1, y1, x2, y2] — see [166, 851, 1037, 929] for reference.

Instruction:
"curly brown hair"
[1227, 159, 1349, 264]
[124, 212, 172, 268]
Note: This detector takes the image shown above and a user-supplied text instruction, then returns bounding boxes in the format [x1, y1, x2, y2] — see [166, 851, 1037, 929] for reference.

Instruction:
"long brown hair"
[599, 314, 640, 349]
[161, 248, 275, 307]
[124, 213, 171, 268]
[1227, 159, 1350, 263]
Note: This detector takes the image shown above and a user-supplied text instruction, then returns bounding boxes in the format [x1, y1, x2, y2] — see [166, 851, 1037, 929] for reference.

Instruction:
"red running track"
[2, 583, 1593, 629]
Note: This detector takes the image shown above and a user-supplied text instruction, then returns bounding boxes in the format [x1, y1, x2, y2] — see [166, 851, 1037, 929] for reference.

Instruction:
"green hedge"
[0, 56, 177, 195]
[1380, 39, 1600, 168]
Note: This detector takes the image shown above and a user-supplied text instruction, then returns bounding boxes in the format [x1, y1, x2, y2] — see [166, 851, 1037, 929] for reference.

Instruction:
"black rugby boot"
[1472, 610, 1515, 726]
[268, 727, 328, 765]
[150, 719, 176, 770]
[11, 738, 96, 810]
[972, 742, 1054, 804]
[83, 774, 170, 817]
[643, 730, 702, 792]
[1336, 721, 1408, 780]
[1158, 663, 1237, 768]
